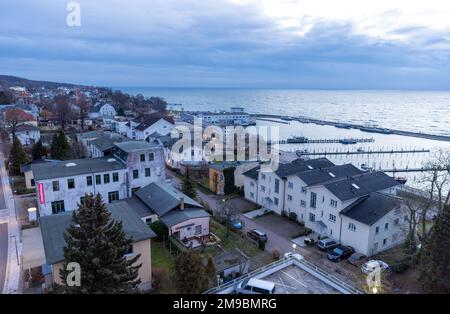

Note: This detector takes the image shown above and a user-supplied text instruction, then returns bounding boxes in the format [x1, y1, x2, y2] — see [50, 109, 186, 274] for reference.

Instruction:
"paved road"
[0, 172, 6, 209]
[0, 223, 7, 293]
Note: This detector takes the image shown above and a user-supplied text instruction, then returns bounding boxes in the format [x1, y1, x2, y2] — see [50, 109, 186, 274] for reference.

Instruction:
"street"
[0, 223, 7, 293]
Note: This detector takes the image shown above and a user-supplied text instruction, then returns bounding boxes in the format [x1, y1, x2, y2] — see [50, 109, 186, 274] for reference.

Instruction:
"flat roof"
[114, 141, 160, 152]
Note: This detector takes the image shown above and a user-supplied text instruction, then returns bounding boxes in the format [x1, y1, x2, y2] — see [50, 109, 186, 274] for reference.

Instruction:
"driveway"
[253, 214, 305, 239]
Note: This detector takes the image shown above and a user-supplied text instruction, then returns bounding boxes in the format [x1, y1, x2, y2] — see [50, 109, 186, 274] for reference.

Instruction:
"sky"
[1, 0, 450, 89]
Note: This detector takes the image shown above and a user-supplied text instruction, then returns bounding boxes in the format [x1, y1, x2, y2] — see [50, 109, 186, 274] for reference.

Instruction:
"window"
[348, 223, 356, 231]
[131, 187, 140, 195]
[287, 195, 293, 201]
[86, 176, 93, 186]
[274, 179, 280, 193]
[329, 214, 336, 222]
[51, 201, 65, 214]
[300, 200, 306, 207]
[195, 225, 202, 235]
[95, 175, 101, 185]
[288, 182, 293, 189]
[250, 181, 255, 187]
[108, 191, 119, 203]
[394, 218, 399, 225]
[148, 152, 154, 161]
[31, 179, 35, 187]
[330, 199, 338, 208]
[385, 223, 389, 231]
[52, 180, 59, 191]
[145, 168, 151, 177]
[404, 215, 409, 222]
[80, 196, 86, 206]
[113, 172, 119, 182]
[392, 233, 398, 242]
[103, 174, 110, 184]
[274, 197, 279, 206]
[140, 154, 145, 162]
[250, 192, 254, 198]
[383, 238, 388, 246]
[261, 173, 266, 180]
[261, 185, 265, 192]
[301, 186, 307, 193]
[133, 169, 139, 179]
[309, 213, 315, 222]
[375, 226, 379, 235]
[373, 242, 379, 252]
[67, 178, 75, 189]
[310, 192, 317, 208]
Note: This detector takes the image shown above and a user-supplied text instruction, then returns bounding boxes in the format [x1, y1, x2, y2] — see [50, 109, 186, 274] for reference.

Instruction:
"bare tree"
[76, 93, 89, 132]
[4, 108, 31, 138]
[54, 95, 74, 129]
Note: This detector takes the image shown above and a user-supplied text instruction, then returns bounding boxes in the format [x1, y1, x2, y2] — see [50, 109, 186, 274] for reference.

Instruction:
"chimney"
[180, 197, 185, 210]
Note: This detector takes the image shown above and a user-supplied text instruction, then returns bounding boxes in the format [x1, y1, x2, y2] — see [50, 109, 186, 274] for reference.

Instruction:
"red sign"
[38, 183, 45, 204]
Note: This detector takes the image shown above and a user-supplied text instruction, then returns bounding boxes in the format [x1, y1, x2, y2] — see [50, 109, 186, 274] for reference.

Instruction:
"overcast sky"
[1, 0, 450, 89]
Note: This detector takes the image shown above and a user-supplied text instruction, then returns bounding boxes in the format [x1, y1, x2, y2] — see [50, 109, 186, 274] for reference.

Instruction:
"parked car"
[347, 252, 368, 267]
[361, 260, 390, 274]
[230, 216, 242, 230]
[327, 245, 355, 262]
[247, 229, 268, 243]
[304, 237, 316, 245]
[317, 238, 339, 251]
[236, 278, 275, 294]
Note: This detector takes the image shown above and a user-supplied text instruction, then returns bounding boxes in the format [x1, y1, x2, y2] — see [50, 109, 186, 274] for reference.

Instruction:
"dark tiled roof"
[242, 165, 260, 180]
[135, 116, 174, 131]
[159, 208, 210, 227]
[324, 171, 399, 201]
[297, 164, 362, 186]
[40, 206, 156, 265]
[135, 182, 202, 216]
[107, 196, 154, 218]
[90, 134, 125, 152]
[341, 192, 402, 225]
[31, 157, 126, 181]
[274, 158, 335, 178]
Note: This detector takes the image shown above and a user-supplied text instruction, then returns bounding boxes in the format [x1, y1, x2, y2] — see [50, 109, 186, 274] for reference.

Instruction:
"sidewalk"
[0, 148, 21, 294]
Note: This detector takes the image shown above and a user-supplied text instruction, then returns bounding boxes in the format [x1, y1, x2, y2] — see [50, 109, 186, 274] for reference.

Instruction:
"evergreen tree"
[31, 140, 47, 160]
[56, 193, 142, 294]
[174, 250, 208, 293]
[419, 205, 450, 293]
[205, 255, 217, 288]
[117, 107, 125, 116]
[50, 130, 71, 160]
[50, 133, 60, 159]
[181, 171, 197, 199]
[9, 136, 28, 175]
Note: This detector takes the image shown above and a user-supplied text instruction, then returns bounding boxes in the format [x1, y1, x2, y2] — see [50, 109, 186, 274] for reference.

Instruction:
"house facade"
[126, 116, 174, 141]
[9, 124, 40, 146]
[89, 103, 117, 119]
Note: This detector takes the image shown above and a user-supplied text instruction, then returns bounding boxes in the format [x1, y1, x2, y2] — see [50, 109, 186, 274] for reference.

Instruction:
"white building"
[181, 107, 252, 126]
[242, 158, 406, 256]
[32, 141, 166, 216]
[88, 103, 117, 119]
[9, 124, 40, 146]
[126, 116, 174, 141]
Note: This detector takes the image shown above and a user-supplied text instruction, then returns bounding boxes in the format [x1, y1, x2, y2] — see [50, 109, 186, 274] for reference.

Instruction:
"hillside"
[0, 75, 87, 90]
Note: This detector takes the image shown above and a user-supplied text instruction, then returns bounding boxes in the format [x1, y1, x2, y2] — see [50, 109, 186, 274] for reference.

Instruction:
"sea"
[118, 88, 450, 188]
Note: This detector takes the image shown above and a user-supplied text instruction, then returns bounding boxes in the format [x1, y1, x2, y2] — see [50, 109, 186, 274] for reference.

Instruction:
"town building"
[126, 115, 174, 141]
[31, 141, 166, 216]
[242, 158, 406, 255]
[208, 161, 259, 195]
[8, 124, 40, 146]
[39, 205, 156, 290]
[181, 107, 252, 126]
[88, 102, 117, 119]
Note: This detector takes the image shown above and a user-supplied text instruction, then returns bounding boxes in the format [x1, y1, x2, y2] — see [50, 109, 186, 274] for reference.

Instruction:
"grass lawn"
[210, 219, 260, 257]
[152, 241, 174, 275]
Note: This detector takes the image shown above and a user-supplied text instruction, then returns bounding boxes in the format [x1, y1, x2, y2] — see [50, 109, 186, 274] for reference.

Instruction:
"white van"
[236, 278, 276, 294]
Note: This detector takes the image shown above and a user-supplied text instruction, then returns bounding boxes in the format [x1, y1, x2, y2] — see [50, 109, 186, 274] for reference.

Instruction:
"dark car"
[327, 245, 355, 262]
[247, 229, 268, 243]
[317, 238, 339, 251]
[347, 252, 368, 267]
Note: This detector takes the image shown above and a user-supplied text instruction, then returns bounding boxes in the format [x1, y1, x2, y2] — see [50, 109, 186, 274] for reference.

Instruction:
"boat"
[287, 136, 308, 144]
[394, 176, 407, 184]
[335, 123, 351, 129]
[360, 126, 393, 134]
[281, 116, 293, 121]
[340, 138, 358, 144]
[360, 163, 374, 172]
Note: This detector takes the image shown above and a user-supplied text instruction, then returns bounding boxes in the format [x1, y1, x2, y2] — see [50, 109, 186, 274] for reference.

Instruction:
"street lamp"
[292, 243, 297, 254]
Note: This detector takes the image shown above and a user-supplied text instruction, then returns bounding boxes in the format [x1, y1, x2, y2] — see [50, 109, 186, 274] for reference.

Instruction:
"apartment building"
[126, 115, 174, 141]
[242, 158, 407, 255]
[32, 141, 166, 216]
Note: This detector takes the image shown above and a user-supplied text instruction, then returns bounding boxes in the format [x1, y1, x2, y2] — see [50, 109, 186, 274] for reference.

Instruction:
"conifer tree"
[31, 140, 47, 160]
[419, 205, 450, 293]
[50, 130, 71, 160]
[50, 133, 60, 159]
[56, 193, 142, 294]
[9, 136, 28, 175]
[181, 171, 197, 199]
[205, 255, 217, 288]
[174, 250, 208, 293]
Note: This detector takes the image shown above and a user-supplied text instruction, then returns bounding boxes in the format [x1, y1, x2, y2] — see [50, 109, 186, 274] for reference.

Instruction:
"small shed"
[212, 248, 249, 279]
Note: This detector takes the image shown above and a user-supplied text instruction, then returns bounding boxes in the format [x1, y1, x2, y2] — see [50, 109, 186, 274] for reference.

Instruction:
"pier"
[380, 167, 449, 173]
[274, 138, 375, 144]
[296, 148, 430, 156]
[253, 114, 450, 142]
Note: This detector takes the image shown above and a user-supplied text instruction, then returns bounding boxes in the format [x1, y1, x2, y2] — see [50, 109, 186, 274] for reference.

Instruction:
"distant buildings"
[242, 158, 408, 256]
[181, 107, 252, 126]
[126, 115, 175, 141]
[88, 103, 117, 119]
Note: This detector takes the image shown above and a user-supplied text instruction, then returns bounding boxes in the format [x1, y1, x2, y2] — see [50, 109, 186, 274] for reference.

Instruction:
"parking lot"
[264, 265, 340, 294]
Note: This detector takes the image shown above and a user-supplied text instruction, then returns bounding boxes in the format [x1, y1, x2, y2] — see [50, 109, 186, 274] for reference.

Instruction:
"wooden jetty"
[296, 148, 430, 156]
[381, 167, 449, 173]
[273, 137, 375, 144]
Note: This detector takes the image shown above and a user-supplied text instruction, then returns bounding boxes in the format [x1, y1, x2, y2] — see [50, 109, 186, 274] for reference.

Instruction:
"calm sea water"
[119, 88, 450, 136]
[118, 88, 450, 187]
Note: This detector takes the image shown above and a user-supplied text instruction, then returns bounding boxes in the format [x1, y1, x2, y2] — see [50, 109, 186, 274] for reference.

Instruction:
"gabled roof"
[242, 165, 260, 180]
[323, 171, 399, 201]
[135, 182, 202, 216]
[40, 206, 156, 265]
[4, 108, 35, 121]
[297, 164, 362, 186]
[159, 208, 210, 227]
[90, 133, 125, 152]
[135, 116, 174, 132]
[341, 192, 402, 225]
[89, 103, 116, 113]
[274, 158, 335, 178]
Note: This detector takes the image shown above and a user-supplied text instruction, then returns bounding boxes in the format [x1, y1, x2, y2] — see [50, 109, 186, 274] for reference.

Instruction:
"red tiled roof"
[4, 108, 35, 122]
